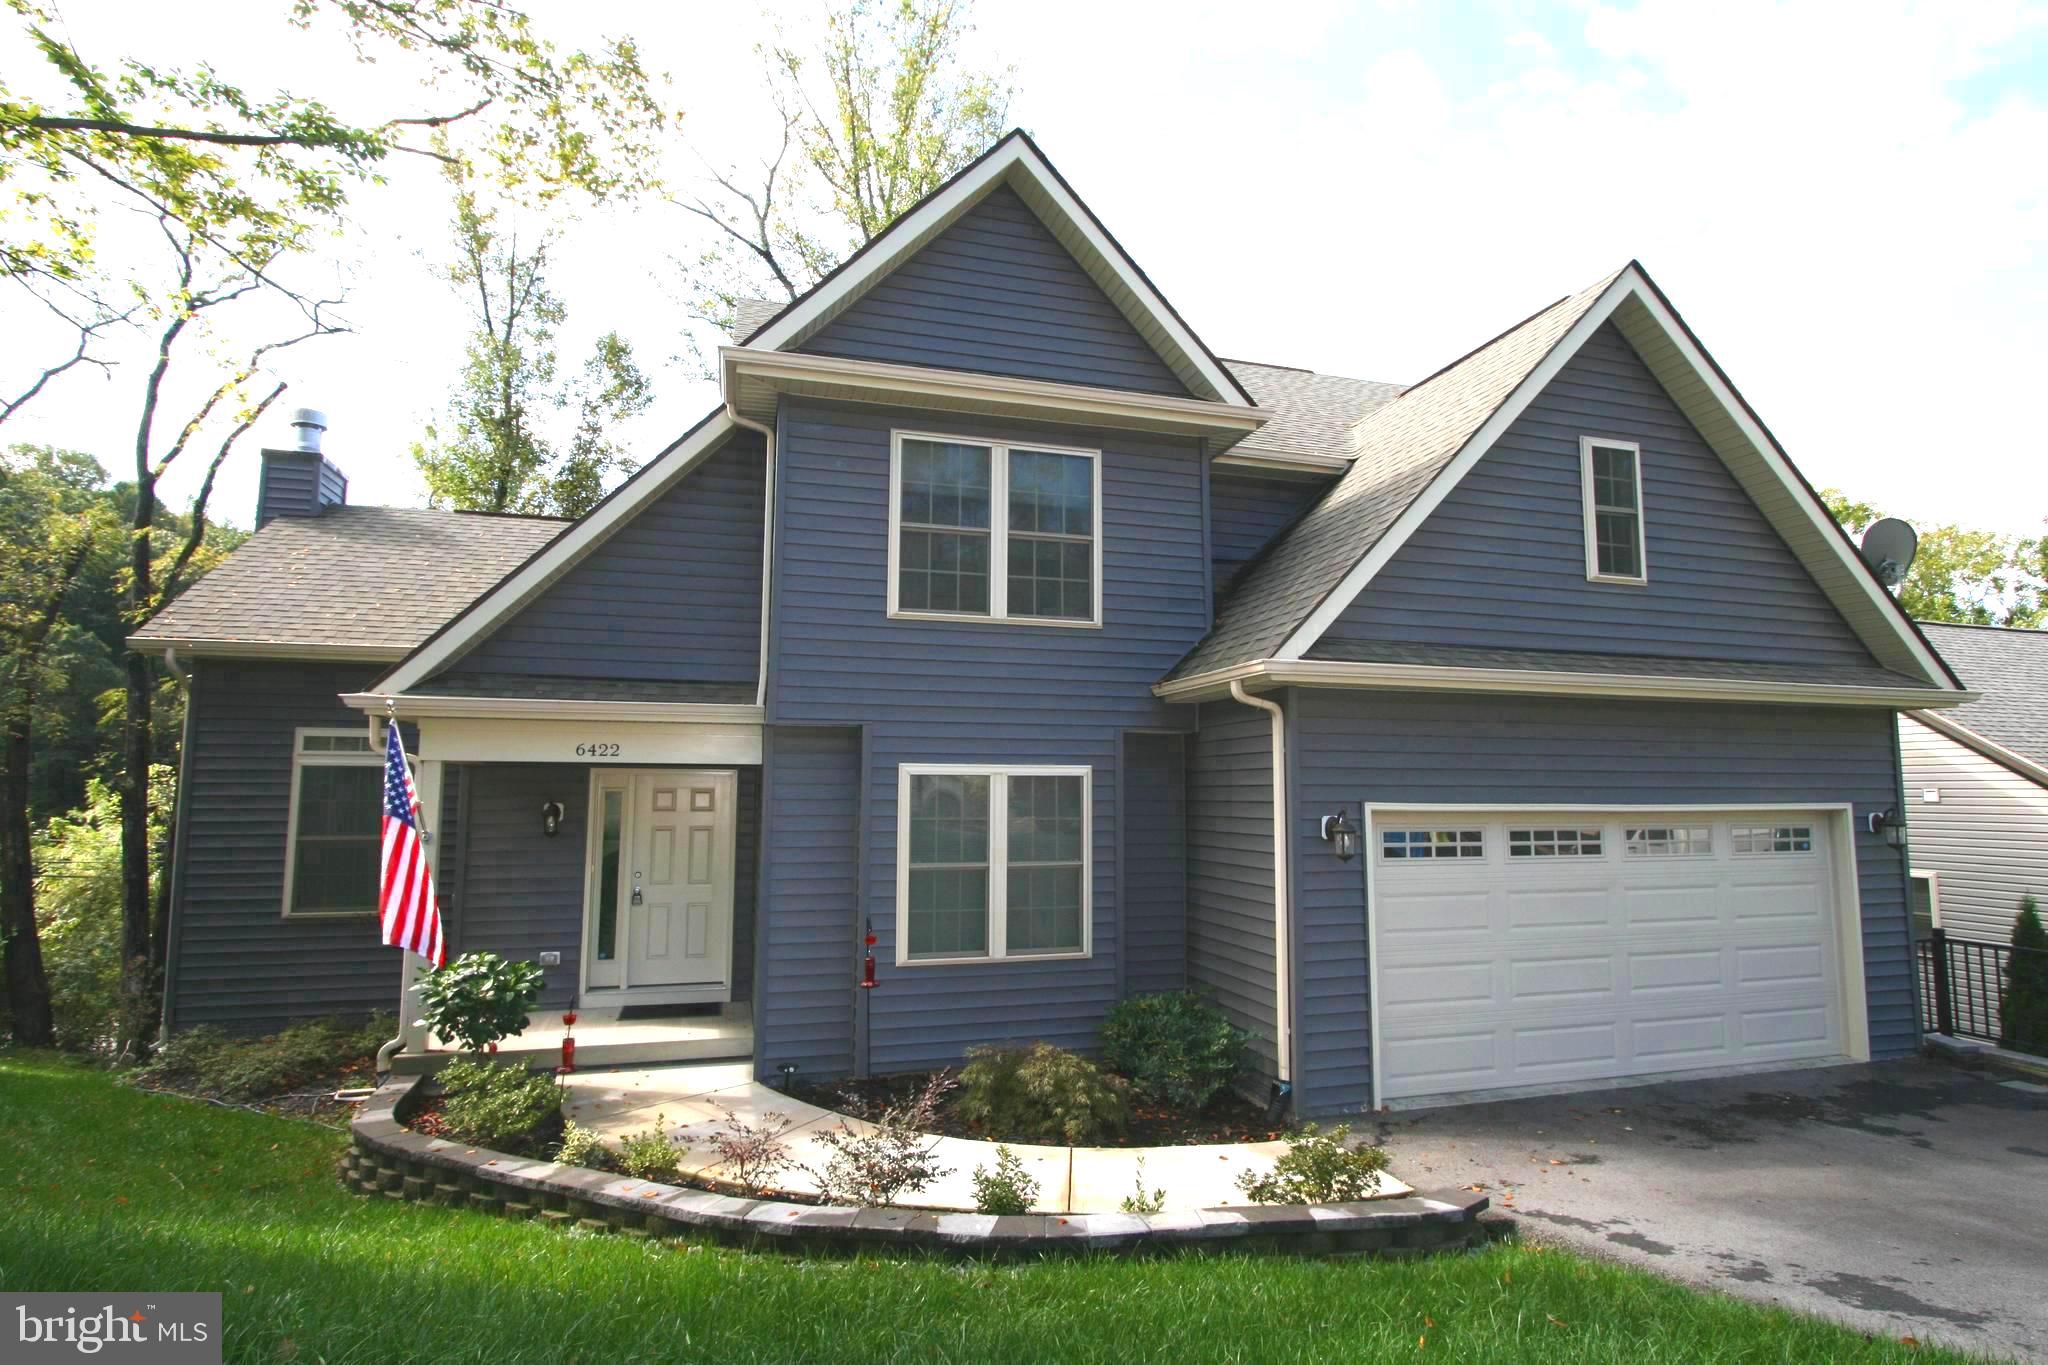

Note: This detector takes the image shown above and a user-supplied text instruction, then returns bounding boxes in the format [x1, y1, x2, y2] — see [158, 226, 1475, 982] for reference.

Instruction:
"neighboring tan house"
[131, 130, 1975, 1115]
[1901, 623, 2048, 945]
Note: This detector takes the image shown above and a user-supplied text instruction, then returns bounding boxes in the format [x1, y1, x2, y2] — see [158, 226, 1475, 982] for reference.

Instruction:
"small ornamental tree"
[417, 952, 544, 1053]
[2001, 896, 2048, 1057]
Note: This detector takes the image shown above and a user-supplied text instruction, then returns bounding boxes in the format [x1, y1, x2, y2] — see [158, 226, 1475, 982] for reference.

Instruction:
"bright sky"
[7, 0, 2046, 537]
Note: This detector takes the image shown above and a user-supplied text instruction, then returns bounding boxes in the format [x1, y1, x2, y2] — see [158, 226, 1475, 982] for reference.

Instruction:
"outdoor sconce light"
[1321, 811, 1360, 862]
[777, 1062, 799, 1091]
[540, 801, 565, 837]
[1868, 807, 1905, 848]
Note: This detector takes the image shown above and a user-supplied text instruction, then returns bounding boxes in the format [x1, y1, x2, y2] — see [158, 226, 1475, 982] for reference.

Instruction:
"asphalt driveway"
[1375, 1058, 2048, 1360]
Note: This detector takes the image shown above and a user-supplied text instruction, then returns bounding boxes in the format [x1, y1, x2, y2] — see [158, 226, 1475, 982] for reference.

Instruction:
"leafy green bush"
[1235, 1125, 1389, 1205]
[616, 1118, 685, 1182]
[956, 1042, 1127, 1145]
[970, 1146, 1039, 1215]
[2002, 896, 2048, 1057]
[140, 1013, 397, 1101]
[435, 1059, 562, 1151]
[555, 1122, 612, 1171]
[417, 952, 544, 1052]
[1100, 991, 1250, 1111]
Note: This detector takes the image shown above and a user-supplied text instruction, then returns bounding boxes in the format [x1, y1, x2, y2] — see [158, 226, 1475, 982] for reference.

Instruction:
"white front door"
[1370, 810, 1846, 1103]
[582, 769, 736, 1005]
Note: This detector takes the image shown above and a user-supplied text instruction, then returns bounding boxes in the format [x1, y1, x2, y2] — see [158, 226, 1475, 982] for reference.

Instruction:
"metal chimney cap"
[289, 408, 328, 453]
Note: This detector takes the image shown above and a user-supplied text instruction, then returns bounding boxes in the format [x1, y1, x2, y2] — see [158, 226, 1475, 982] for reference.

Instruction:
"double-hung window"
[890, 432, 1101, 626]
[282, 728, 384, 916]
[897, 765, 1090, 963]
[1580, 436, 1647, 584]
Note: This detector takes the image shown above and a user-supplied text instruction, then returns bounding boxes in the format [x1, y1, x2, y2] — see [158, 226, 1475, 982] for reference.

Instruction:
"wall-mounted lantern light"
[1321, 811, 1360, 862]
[1868, 807, 1905, 848]
[540, 801, 565, 837]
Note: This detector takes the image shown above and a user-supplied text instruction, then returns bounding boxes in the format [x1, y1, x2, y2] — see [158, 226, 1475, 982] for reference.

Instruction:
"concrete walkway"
[561, 1062, 1411, 1214]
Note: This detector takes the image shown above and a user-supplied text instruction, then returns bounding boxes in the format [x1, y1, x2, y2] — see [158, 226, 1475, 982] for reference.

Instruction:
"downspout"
[724, 403, 777, 711]
[157, 649, 194, 1040]
[1229, 680, 1292, 1099]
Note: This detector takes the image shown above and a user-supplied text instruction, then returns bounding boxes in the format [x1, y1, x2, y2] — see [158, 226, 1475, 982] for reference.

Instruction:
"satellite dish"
[1859, 518, 1919, 588]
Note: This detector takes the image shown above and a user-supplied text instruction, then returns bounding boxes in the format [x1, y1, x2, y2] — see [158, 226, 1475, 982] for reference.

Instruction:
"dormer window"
[889, 430, 1102, 626]
[1580, 436, 1647, 584]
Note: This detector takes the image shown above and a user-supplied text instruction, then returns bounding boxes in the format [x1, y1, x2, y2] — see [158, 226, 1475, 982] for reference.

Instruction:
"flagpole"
[401, 743, 443, 1057]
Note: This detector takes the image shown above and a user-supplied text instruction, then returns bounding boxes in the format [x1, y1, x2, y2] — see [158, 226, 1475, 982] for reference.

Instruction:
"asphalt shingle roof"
[730, 297, 784, 340]
[1220, 361, 1403, 461]
[1305, 638, 1932, 690]
[1916, 623, 2048, 769]
[132, 506, 567, 657]
[1171, 269, 1623, 678]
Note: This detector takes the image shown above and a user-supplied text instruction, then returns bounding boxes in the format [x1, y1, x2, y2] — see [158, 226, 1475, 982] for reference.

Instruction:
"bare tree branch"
[159, 380, 288, 604]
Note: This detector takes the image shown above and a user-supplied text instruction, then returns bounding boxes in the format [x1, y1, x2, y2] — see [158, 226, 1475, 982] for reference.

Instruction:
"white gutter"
[1230, 679, 1292, 1088]
[724, 404, 777, 710]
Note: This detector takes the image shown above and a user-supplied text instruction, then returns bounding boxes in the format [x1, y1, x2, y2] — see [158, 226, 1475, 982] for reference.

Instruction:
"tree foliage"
[412, 191, 650, 518]
[1822, 489, 2045, 628]
[674, 0, 1012, 334]
[2003, 896, 2048, 1058]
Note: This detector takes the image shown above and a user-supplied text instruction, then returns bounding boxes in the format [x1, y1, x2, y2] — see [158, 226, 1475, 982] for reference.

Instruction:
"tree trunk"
[1, 708, 55, 1047]
[118, 477, 156, 1060]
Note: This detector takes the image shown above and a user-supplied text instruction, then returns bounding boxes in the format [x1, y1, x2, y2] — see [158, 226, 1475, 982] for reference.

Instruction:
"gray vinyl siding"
[755, 726, 861, 1078]
[1321, 323, 1875, 668]
[797, 185, 1188, 395]
[451, 763, 762, 1011]
[1210, 468, 1331, 597]
[768, 398, 1206, 1072]
[1899, 715, 2048, 944]
[1289, 688, 1917, 1116]
[165, 659, 398, 1033]
[1185, 701, 1278, 1080]
[1120, 732, 1187, 995]
[254, 451, 346, 527]
[453, 433, 764, 685]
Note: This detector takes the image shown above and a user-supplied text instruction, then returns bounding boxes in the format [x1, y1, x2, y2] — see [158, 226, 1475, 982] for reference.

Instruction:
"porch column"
[397, 756, 444, 1053]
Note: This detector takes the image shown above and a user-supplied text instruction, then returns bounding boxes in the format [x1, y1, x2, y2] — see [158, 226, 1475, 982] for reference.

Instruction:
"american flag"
[379, 721, 445, 966]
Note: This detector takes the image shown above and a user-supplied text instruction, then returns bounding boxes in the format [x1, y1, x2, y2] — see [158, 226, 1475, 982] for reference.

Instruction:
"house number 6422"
[575, 742, 622, 758]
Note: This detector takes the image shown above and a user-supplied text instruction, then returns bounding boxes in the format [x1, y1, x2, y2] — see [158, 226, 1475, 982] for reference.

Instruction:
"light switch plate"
[538, 951, 562, 967]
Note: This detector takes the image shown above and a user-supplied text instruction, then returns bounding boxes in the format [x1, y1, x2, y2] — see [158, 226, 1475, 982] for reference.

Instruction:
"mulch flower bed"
[790, 1071, 1292, 1147]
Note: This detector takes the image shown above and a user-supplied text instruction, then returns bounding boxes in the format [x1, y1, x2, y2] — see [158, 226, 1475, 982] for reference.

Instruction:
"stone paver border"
[346, 1074, 1495, 1256]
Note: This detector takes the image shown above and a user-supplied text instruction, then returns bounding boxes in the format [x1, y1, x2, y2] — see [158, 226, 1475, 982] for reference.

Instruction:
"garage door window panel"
[1731, 824, 1814, 855]
[1626, 825, 1713, 858]
[1382, 828, 1485, 860]
[1508, 828, 1603, 857]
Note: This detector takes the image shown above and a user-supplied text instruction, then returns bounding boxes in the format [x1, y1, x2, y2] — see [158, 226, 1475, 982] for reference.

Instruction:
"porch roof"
[407, 673, 757, 706]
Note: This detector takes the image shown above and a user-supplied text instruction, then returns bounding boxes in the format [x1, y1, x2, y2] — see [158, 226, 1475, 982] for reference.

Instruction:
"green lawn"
[0, 1051, 1965, 1364]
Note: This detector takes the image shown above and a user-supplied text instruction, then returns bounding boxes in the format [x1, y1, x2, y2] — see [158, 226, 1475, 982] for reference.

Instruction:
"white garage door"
[1372, 811, 1845, 1102]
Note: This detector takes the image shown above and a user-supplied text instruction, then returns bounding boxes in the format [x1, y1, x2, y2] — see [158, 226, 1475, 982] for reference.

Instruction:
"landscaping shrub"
[1099, 991, 1251, 1111]
[139, 1013, 396, 1102]
[1235, 1124, 1389, 1205]
[956, 1042, 1127, 1144]
[707, 1106, 797, 1196]
[417, 952, 544, 1053]
[1119, 1156, 1166, 1214]
[555, 1121, 612, 1171]
[435, 1058, 562, 1152]
[970, 1146, 1039, 1215]
[616, 1118, 686, 1182]
[806, 1073, 953, 1206]
[2003, 896, 2048, 1056]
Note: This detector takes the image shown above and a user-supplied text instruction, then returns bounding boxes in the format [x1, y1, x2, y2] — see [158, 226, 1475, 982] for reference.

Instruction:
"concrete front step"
[392, 1034, 753, 1075]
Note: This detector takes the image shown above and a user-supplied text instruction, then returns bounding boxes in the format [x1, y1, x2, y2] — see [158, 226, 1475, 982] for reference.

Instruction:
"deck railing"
[1916, 928, 2048, 1046]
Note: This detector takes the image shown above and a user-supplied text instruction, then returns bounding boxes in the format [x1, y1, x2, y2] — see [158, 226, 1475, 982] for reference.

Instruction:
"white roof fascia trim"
[722, 348, 1272, 436]
[740, 137, 1250, 407]
[342, 692, 766, 725]
[1270, 271, 1638, 662]
[1152, 658, 1976, 709]
[1212, 447, 1350, 474]
[1272, 269, 1958, 691]
[1907, 708, 2048, 789]
[127, 637, 407, 662]
[372, 411, 739, 695]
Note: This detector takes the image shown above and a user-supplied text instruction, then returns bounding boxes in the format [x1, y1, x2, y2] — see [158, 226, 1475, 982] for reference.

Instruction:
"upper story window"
[283, 728, 383, 917]
[1580, 436, 1647, 585]
[889, 431, 1102, 627]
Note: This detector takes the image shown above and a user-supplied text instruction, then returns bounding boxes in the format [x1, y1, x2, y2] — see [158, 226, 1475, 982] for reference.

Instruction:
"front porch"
[391, 1007, 755, 1075]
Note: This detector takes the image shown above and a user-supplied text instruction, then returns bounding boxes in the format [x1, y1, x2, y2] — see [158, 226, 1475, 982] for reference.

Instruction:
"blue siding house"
[134, 131, 1974, 1114]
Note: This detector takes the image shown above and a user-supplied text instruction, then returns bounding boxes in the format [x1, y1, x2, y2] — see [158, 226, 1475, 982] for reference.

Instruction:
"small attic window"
[1580, 437, 1647, 584]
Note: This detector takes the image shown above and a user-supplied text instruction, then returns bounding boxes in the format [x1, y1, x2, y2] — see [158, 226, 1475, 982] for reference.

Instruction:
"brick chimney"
[254, 408, 347, 528]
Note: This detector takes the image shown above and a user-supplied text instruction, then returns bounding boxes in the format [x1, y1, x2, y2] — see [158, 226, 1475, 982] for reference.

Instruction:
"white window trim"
[1580, 435, 1649, 586]
[281, 726, 385, 919]
[1910, 868, 1944, 929]
[895, 763, 1092, 966]
[886, 429, 1104, 628]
